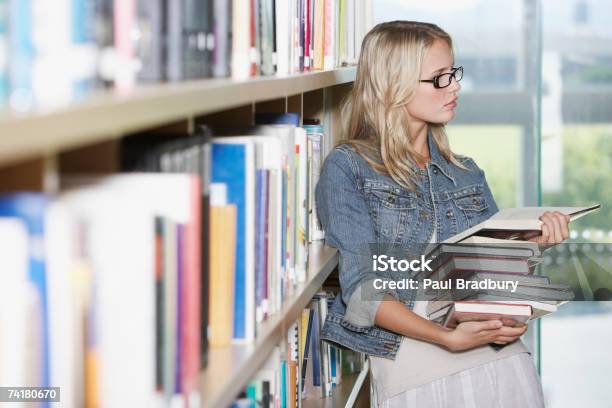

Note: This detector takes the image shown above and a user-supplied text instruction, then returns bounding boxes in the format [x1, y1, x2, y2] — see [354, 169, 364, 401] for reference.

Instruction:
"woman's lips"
[444, 98, 458, 108]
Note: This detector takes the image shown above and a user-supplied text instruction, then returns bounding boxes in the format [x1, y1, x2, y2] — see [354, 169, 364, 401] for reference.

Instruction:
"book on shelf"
[208, 184, 237, 347]
[0, 0, 368, 108]
[0, 194, 51, 393]
[41, 173, 202, 407]
[0, 218, 38, 399]
[234, 292, 348, 408]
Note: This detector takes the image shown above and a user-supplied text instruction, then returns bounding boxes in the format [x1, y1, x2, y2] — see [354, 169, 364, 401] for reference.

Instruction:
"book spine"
[232, 0, 251, 79]
[249, 0, 259, 76]
[9, 0, 34, 109]
[163, 219, 177, 401]
[114, 0, 137, 89]
[212, 0, 230, 77]
[155, 218, 165, 394]
[302, 0, 310, 70]
[186, 0, 214, 79]
[0, 0, 7, 107]
[262, 170, 270, 320]
[323, 0, 334, 70]
[255, 169, 266, 326]
[166, 0, 183, 81]
[176, 224, 184, 394]
[70, 0, 97, 97]
[298, 0, 304, 71]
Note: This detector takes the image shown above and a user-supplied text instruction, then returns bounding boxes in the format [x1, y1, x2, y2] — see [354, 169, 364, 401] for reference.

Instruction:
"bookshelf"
[0, 65, 368, 406]
[200, 242, 338, 408]
[0, 0, 372, 407]
[0, 67, 356, 167]
[303, 360, 370, 408]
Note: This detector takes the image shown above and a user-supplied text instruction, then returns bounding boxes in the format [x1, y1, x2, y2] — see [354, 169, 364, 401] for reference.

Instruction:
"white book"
[59, 182, 156, 407]
[443, 204, 601, 244]
[255, 136, 283, 316]
[345, 0, 355, 64]
[61, 174, 195, 406]
[306, 131, 325, 241]
[46, 202, 82, 408]
[275, 0, 290, 75]
[0, 219, 31, 394]
[295, 127, 309, 282]
[232, 0, 251, 79]
[255, 125, 298, 293]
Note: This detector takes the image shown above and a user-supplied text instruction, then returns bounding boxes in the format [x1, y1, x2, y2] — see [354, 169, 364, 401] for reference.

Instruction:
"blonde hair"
[340, 20, 465, 190]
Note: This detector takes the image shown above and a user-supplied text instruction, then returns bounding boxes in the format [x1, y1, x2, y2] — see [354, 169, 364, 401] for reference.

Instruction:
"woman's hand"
[522, 211, 571, 249]
[442, 319, 528, 352]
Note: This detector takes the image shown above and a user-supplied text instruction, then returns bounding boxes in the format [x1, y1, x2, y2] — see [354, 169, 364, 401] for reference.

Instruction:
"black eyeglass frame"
[419, 66, 463, 89]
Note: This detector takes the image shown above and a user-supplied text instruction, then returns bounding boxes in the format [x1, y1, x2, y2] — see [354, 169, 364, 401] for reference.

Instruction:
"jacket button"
[432, 168, 438, 174]
[388, 195, 395, 203]
[420, 211, 428, 219]
[472, 198, 478, 204]
[446, 210, 453, 218]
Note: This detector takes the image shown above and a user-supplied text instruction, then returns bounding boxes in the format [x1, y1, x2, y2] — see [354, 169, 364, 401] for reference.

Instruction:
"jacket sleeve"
[315, 148, 398, 328]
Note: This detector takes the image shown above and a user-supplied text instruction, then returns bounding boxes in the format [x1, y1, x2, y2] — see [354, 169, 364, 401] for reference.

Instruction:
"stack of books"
[424, 205, 600, 328]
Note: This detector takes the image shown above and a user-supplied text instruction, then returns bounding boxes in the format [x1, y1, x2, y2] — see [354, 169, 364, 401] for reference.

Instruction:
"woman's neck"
[410, 123, 431, 167]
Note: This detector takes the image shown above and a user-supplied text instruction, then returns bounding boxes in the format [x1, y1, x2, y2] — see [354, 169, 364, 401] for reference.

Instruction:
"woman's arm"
[374, 296, 528, 351]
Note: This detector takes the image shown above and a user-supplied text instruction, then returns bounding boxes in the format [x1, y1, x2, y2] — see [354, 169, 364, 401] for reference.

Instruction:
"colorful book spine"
[211, 141, 255, 341]
[323, 0, 335, 69]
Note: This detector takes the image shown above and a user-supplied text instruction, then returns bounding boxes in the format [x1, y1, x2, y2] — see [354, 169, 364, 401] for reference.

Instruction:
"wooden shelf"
[0, 67, 356, 167]
[302, 360, 370, 408]
[199, 241, 339, 408]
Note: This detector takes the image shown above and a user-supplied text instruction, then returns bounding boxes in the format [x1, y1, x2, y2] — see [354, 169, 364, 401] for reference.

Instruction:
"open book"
[442, 204, 601, 244]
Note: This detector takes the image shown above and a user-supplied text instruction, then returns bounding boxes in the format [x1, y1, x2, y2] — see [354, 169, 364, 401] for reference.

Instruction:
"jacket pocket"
[451, 184, 489, 227]
[364, 181, 418, 242]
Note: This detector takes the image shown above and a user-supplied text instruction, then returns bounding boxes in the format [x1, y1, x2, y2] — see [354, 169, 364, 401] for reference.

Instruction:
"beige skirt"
[377, 353, 545, 408]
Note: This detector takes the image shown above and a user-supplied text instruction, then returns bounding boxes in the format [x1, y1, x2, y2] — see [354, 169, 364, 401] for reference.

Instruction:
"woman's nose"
[449, 78, 461, 93]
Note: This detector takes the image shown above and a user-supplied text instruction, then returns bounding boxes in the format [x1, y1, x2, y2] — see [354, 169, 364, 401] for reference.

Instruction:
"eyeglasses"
[419, 66, 463, 89]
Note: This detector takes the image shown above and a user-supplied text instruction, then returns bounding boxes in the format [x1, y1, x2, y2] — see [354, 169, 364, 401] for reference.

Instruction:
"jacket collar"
[425, 127, 457, 186]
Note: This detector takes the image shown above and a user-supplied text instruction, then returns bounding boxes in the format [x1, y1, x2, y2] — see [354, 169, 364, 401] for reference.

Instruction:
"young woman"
[315, 21, 570, 407]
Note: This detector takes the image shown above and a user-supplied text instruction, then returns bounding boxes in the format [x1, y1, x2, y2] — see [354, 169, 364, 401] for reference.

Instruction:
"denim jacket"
[314, 130, 499, 359]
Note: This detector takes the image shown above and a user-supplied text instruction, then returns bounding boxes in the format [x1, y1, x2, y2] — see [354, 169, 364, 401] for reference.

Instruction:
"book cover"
[211, 140, 256, 341]
[209, 198, 237, 347]
[445, 204, 601, 243]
